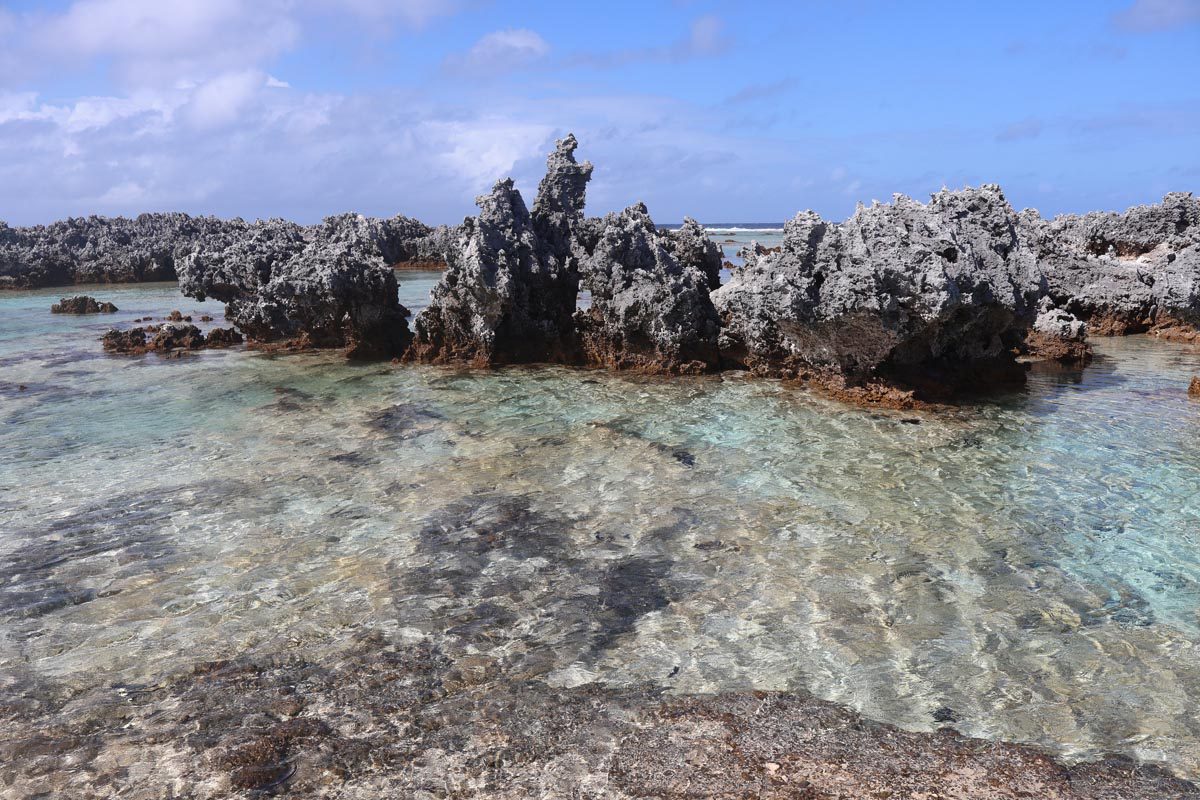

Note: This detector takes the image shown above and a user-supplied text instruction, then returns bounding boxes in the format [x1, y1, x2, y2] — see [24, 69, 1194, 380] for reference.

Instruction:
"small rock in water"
[51, 295, 117, 314]
[672, 449, 696, 467]
[204, 327, 244, 348]
[932, 706, 960, 723]
[1190, 376, 1200, 398]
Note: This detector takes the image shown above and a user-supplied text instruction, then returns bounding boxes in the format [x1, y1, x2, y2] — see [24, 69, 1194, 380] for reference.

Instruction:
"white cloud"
[1, 0, 464, 90]
[447, 28, 551, 74]
[266, 75, 291, 89]
[184, 70, 266, 129]
[422, 118, 556, 189]
[1113, 0, 1200, 31]
[685, 15, 727, 57]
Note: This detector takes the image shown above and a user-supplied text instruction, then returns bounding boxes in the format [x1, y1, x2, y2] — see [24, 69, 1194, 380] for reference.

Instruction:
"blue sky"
[1, 0, 1197, 225]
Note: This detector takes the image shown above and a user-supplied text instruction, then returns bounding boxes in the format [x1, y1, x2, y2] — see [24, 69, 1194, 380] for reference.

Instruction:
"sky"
[0, 0, 1198, 226]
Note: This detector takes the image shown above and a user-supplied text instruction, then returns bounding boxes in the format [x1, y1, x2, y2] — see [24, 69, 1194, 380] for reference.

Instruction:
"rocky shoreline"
[24, 133, 1186, 406]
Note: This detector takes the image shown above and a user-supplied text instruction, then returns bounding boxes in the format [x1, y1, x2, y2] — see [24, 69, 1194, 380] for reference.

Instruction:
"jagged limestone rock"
[178, 218, 411, 357]
[1025, 297, 1091, 363]
[576, 203, 720, 374]
[410, 135, 592, 365]
[1026, 192, 1200, 336]
[713, 185, 1042, 398]
[660, 217, 724, 291]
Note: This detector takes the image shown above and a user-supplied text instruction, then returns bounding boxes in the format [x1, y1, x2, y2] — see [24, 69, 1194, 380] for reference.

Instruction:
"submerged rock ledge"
[2, 635, 1194, 798]
[13, 134, 1197, 401]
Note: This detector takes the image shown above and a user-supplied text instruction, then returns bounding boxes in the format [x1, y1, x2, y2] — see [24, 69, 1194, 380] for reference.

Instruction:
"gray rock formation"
[576, 203, 720, 374]
[0, 214, 238, 289]
[179, 220, 411, 357]
[0, 211, 452, 290]
[1025, 297, 1091, 363]
[660, 217, 724, 291]
[1025, 192, 1200, 336]
[713, 185, 1042, 400]
[410, 135, 592, 365]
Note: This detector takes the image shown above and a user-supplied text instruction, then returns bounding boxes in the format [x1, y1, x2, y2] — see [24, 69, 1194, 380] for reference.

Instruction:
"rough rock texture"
[100, 328, 148, 354]
[102, 324, 243, 354]
[713, 185, 1042, 400]
[2, 633, 1195, 799]
[0, 214, 237, 289]
[150, 323, 206, 351]
[50, 296, 117, 314]
[0, 212, 450, 290]
[576, 203, 721, 374]
[660, 216, 724, 290]
[203, 327, 244, 348]
[1190, 376, 1200, 398]
[179, 220, 411, 358]
[1027, 192, 1200, 338]
[410, 135, 592, 365]
[1025, 297, 1092, 363]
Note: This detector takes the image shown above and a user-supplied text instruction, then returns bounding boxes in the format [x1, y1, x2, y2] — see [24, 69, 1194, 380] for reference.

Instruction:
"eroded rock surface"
[1025, 297, 1092, 363]
[1, 214, 237, 289]
[713, 185, 1042, 401]
[410, 135, 593, 365]
[660, 216, 724, 290]
[179, 219, 412, 357]
[50, 296, 117, 314]
[102, 324, 243, 355]
[1026, 192, 1200, 338]
[576, 203, 720, 373]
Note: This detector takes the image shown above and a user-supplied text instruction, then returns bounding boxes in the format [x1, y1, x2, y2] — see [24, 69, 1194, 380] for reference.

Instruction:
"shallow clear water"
[2, 278, 1200, 778]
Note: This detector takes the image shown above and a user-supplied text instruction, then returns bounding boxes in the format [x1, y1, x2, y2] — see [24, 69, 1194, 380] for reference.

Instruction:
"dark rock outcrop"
[1190, 377, 1200, 398]
[1, 211, 450, 290]
[202, 327, 244, 348]
[1026, 192, 1200, 338]
[102, 323, 242, 354]
[101, 328, 148, 354]
[410, 135, 593, 365]
[576, 203, 720, 374]
[1024, 298, 1092, 363]
[178, 219, 411, 358]
[150, 323, 206, 351]
[50, 296, 117, 314]
[713, 185, 1042, 402]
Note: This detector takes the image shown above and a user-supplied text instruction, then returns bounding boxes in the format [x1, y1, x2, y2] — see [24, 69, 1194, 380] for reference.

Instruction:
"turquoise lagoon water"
[2, 274, 1200, 779]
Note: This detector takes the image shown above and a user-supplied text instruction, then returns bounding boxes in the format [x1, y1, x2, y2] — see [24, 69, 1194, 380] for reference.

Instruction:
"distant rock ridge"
[1, 211, 454, 291]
